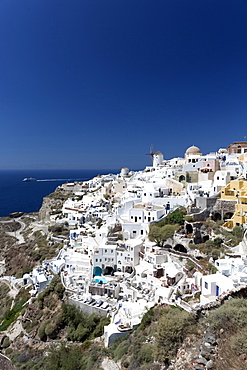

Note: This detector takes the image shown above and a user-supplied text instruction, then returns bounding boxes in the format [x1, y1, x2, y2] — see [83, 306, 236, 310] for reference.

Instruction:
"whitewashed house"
[200, 272, 234, 305]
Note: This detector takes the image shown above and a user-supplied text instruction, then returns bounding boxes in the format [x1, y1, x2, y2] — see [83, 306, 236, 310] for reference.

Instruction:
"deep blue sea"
[0, 169, 117, 217]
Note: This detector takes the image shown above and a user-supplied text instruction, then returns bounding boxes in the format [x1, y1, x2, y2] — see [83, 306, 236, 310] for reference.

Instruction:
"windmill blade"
[145, 145, 155, 164]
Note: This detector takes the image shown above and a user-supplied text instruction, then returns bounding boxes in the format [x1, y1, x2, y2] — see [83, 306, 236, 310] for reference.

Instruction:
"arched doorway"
[211, 212, 221, 221]
[93, 266, 102, 276]
[185, 223, 193, 234]
[179, 175, 185, 182]
[174, 244, 187, 253]
[202, 235, 209, 242]
[164, 244, 172, 249]
[104, 266, 114, 275]
[224, 212, 234, 220]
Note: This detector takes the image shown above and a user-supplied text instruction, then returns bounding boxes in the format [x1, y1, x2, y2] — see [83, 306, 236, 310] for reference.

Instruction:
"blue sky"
[1, 0, 247, 170]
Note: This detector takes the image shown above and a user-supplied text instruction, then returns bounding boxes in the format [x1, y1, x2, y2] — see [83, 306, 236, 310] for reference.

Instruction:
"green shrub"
[54, 282, 65, 299]
[206, 298, 247, 330]
[162, 207, 186, 225]
[139, 307, 155, 329]
[137, 344, 154, 364]
[55, 311, 66, 330]
[149, 224, 179, 247]
[2, 336, 10, 348]
[44, 343, 103, 370]
[232, 226, 244, 238]
[0, 288, 30, 331]
[62, 302, 86, 327]
[68, 324, 89, 342]
[185, 215, 194, 222]
[5, 347, 13, 355]
[211, 248, 221, 260]
[186, 260, 195, 271]
[91, 317, 110, 338]
[154, 309, 196, 364]
[45, 322, 57, 339]
[231, 328, 247, 355]
[114, 344, 129, 361]
[38, 322, 47, 341]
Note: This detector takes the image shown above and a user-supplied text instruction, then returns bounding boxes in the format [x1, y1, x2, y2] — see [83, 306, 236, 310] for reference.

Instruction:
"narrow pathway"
[0, 220, 26, 244]
[6, 221, 25, 244]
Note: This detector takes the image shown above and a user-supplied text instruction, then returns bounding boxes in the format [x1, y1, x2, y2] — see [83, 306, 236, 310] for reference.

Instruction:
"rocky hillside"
[39, 188, 72, 222]
[0, 213, 66, 277]
[1, 290, 246, 370]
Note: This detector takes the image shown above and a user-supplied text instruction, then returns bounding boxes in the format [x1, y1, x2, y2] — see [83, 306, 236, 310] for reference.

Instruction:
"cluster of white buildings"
[23, 142, 247, 345]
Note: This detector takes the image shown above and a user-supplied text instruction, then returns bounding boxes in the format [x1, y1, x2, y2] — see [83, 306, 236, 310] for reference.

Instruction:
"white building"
[220, 154, 243, 179]
[200, 272, 234, 305]
[213, 170, 231, 193]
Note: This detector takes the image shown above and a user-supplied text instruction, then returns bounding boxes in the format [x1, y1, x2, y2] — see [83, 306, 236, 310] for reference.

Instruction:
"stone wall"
[212, 199, 236, 216]
[68, 298, 109, 317]
[193, 284, 247, 316]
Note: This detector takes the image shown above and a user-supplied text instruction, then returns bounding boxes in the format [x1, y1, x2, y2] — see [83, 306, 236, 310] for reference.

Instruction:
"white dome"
[185, 145, 202, 156]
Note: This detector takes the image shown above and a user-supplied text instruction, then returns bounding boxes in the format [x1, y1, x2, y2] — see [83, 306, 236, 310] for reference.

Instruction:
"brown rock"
[239, 353, 246, 361]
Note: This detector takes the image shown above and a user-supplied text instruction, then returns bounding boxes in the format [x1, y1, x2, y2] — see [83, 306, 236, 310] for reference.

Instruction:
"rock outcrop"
[39, 188, 72, 222]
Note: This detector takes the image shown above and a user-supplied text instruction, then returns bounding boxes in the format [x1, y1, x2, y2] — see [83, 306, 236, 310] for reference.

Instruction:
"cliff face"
[39, 189, 72, 222]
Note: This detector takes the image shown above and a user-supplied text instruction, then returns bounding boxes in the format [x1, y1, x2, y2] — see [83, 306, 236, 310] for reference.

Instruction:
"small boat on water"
[22, 177, 37, 182]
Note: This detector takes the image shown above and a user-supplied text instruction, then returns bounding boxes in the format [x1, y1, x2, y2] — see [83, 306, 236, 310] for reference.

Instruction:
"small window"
[205, 282, 208, 289]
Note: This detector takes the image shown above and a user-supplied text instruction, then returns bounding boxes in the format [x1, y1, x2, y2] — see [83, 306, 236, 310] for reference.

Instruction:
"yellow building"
[221, 179, 247, 228]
